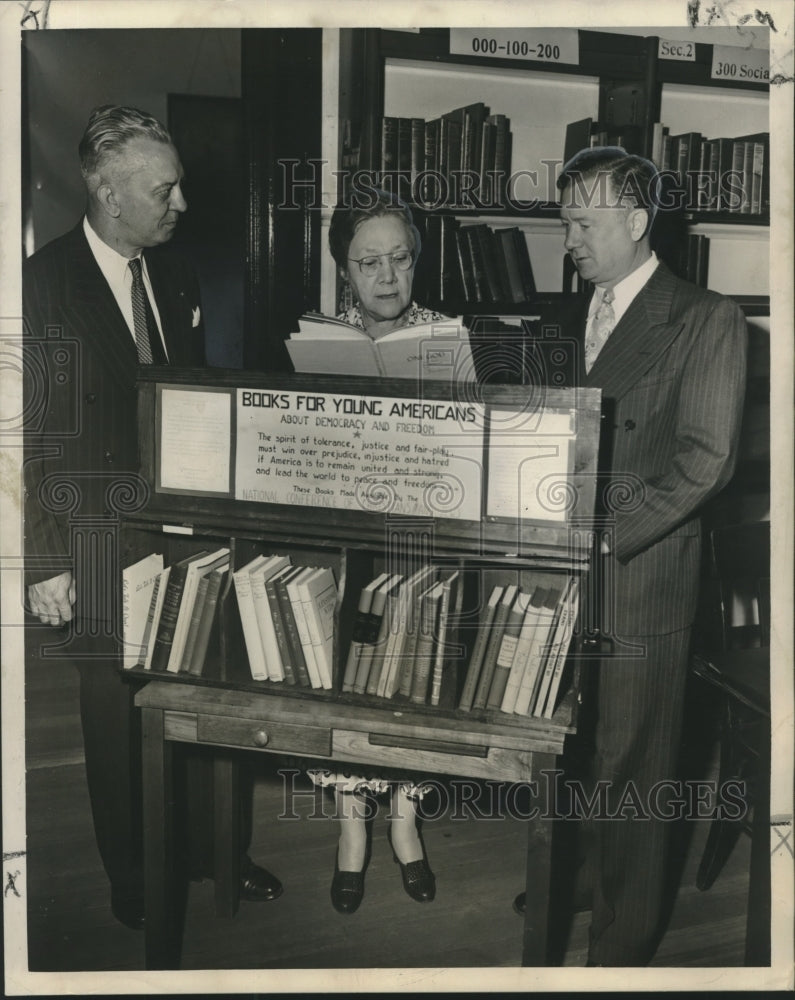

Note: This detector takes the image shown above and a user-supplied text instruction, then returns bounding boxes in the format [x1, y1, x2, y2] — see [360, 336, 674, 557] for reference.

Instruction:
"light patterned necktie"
[585, 288, 615, 374]
[129, 257, 165, 364]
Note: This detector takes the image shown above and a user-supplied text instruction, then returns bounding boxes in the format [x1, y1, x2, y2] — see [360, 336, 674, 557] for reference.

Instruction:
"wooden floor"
[22, 639, 757, 975]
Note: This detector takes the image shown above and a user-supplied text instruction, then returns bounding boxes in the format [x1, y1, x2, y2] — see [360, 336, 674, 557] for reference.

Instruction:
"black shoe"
[387, 825, 435, 903]
[393, 855, 436, 902]
[331, 843, 371, 914]
[110, 893, 145, 931]
[513, 891, 526, 916]
[239, 858, 283, 902]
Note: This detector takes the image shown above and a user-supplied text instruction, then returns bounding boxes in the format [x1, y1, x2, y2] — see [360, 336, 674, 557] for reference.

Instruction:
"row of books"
[652, 127, 769, 215]
[416, 215, 537, 307]
[676, 233, 710, 288]
[380, 102, 513, 207]
[342, 566, 463, 707]
[122, 548, 231, 677]
[234, 554, 338, 688]
[563, 117, 645, 163]
[563, 116, 769, 215]
[458, 577, 580, 719]
[121, 549, 577, 715]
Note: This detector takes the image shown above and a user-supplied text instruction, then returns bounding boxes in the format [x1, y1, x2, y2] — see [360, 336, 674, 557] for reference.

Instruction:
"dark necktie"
[129, 257, 166, 364]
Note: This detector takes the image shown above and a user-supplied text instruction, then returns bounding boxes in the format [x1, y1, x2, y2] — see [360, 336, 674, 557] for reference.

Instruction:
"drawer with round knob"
[197, 714, 332, 756]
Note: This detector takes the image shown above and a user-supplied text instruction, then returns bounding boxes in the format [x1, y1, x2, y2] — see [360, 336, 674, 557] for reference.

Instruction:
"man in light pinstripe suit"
[515, 147, 747, 965]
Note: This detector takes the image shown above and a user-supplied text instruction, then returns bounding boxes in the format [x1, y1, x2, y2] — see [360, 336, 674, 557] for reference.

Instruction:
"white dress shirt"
[83, 216, 169, 360]
[586, 252, 660, 333]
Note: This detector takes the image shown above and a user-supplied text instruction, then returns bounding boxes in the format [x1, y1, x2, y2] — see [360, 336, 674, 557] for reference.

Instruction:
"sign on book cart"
[155, 383, 578, 526]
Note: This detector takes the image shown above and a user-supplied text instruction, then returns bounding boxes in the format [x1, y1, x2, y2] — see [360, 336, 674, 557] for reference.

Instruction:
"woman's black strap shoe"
[393, 854, 436, 902]
[330, 845, 370, 914]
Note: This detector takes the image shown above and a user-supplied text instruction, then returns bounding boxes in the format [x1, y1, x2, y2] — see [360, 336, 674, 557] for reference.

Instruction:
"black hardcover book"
[489, 114, 511, 206]
[479, 119, 496, 205]
[510, 228, 537, 299]
[275, 566, 312, 687]
[455, 227, 478, 301]
[422, 118, 441, 204]
[473, 224, 507, 302]
[149, 552, 207, 673]
[563, 116, 594, 164]
[495, 227, 526, 304]
[380, 115, 399, 192]
[463, 226, 489, 302]
[397, 117, 413, 201]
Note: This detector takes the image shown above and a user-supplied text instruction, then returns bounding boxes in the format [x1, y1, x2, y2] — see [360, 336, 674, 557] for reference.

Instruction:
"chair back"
[710, 521, 770, 652]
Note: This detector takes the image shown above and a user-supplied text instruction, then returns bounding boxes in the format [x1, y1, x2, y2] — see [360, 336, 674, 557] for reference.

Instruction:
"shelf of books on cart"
[121, 366, 602, 737]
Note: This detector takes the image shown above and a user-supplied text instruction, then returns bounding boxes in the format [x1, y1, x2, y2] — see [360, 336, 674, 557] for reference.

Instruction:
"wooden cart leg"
[142, 706, 180, 969]
[522, 757, 555, 966]
[213, 751, 241, 918]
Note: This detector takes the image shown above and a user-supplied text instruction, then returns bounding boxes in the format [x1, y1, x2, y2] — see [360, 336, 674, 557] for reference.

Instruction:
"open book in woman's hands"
[286, 312, 475, 381]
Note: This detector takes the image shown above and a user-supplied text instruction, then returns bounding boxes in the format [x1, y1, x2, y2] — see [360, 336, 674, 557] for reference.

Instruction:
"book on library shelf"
[122, 553, 164, 669]
[369, 575, 405, 697]
[140, 548, 230, 674]
[262, 565, 299, 684]
[510, 587, 564, 717]
[359, 574, 403, 695]
[429, 569, 463, 708]
[149, 550, 210, 673]
[286, 566, 323, 689]
[486, 589, 529, 711]
[142, 567, 170, 670]
[373, 570, 425, 699]
[186, 563, 229, 678]
[458, 584, 503, 712]
[564, 116, 768, 217]
[499, 585, 549, 714]
[168, 548, 230, 673]
[272, 565, 312, 686]
[342, 571, 391, 693]
[236, 554, 339, 688]
[384, 565, 439, 700]
[537, 577, 580, 720]
[472, 584, 519, 711]
[250, 554, 293, 681]
[286, 313, 475, 382]
[294, 565, 338, 690]
[341, 567, 462, 707]
[234, 554, 273, 682]
[122, 552, 163, 670]
[380, 102, 513, 207]
[408, 579, 446, 705]
[455, 577, 577, 717]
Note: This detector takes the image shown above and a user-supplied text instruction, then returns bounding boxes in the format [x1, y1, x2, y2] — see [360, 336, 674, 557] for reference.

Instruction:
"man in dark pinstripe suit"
[23, 105, 282, 930]
[514, 148, 747, 965]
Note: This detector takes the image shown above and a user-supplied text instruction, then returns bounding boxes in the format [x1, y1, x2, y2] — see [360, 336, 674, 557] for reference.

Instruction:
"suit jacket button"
[624, 419, 636, 431]
[85, 393, 96, 404]
[103, 451, 114, 463]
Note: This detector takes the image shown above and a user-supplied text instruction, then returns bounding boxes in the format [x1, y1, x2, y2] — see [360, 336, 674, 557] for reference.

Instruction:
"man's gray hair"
[79, 104, 172, 181]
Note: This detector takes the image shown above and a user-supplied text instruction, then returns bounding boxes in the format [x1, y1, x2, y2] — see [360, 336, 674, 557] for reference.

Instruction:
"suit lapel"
[585, 263, 685, 400]
[145, 248, 189, 365]
[64, 225, 138, 387]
